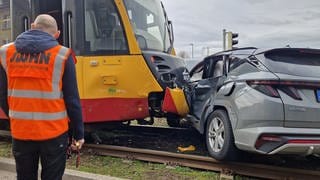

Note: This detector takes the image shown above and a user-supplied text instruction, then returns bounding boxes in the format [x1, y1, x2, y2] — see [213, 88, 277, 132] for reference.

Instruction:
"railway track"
[1, 129, 320, 179]
[86, 124, 209, 156]
[84, 143, 320, 180]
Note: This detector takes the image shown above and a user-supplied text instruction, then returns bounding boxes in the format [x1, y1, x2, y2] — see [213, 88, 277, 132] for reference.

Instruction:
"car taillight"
[278, 86, 302, 100]
[247, 80, 280, 98]
[255, 134, 284, 150]
[246, 80, 307, 100]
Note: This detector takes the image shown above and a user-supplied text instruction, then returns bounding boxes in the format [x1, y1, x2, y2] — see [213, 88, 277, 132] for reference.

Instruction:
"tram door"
[11, 0, 64, 44]
[11, 0, 31, 39]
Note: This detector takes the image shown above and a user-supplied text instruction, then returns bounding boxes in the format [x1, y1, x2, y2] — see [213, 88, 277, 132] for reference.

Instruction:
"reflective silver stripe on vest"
[8, 46, 69, 99]
[0, 43, 13, 73]
[52, 46, 68, 92]
[8, 89, 62, 99]
[9, 110, 67, 121]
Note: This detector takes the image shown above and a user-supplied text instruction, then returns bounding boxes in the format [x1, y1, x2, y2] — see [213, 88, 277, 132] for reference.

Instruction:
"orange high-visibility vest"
[0, 43, 71, 140]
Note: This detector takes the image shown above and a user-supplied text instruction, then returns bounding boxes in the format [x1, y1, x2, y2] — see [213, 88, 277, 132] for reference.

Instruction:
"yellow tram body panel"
[75, 55, 163, 99]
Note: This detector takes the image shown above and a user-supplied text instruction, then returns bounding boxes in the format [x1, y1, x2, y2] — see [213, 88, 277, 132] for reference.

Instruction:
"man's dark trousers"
[12, 132, 68, 180]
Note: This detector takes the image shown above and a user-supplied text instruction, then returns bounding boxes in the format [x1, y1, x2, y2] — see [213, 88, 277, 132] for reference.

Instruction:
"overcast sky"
[161, 0, 320, 58]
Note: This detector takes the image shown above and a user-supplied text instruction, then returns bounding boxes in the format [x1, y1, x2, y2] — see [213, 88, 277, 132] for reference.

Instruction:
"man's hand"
[71, 138, 85, 150]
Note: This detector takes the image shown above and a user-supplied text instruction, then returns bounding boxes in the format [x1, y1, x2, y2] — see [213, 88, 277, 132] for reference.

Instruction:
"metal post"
[223, 29, 226, 51]
[190, 43, 194, 58]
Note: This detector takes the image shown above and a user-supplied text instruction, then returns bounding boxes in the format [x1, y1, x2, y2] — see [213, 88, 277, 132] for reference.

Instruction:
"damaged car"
[185, 47, 320, 161]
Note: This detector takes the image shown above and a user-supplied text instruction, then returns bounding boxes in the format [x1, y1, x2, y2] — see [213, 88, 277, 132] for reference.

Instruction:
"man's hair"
[33, 14, 58, 35]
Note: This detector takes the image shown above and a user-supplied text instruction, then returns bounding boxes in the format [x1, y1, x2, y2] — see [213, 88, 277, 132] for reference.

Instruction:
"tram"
[0, 0, 189, 127]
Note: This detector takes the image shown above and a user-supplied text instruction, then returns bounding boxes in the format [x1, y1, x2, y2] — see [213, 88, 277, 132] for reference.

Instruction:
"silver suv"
[185, 47, 320, 161]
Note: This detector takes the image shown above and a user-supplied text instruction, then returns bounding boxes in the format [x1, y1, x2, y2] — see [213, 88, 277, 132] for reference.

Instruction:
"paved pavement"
[0, 170, 16, 180]
[0, 157, 126, 180]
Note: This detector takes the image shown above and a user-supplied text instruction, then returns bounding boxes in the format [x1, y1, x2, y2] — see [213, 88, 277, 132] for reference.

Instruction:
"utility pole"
[189, 43, 194, 58]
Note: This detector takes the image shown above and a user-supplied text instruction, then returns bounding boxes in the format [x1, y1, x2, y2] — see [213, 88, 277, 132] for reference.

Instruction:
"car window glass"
[260, 49, 320, 78]
[212, 60, 224, 78]
[202, 60, 212, 79]
[229, 57, 246, 72]
[190, 64, 204, 81]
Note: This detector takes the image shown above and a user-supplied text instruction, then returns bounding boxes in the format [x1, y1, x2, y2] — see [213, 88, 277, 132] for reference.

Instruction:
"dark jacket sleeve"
[0, 65, 8, 117]
[62, 55, 84, 140]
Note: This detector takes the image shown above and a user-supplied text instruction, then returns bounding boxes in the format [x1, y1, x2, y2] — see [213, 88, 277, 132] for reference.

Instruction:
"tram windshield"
[123, 0, 171, 53]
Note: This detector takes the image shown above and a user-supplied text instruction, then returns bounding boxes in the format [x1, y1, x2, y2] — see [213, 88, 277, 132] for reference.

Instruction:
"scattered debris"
[177, 145, 196, 152]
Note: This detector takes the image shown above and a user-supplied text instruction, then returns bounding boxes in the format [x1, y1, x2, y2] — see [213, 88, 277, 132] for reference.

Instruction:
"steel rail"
[84, 143, 320, 180]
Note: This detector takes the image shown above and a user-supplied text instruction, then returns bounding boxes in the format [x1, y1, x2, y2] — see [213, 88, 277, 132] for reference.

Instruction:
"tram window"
[84, 0, 128, 55]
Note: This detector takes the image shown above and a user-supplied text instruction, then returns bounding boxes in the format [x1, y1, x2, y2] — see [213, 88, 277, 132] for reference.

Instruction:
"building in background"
[0, 0, 11, 46]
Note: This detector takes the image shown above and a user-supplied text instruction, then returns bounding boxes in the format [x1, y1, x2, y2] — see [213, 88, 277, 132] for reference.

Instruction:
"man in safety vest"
[0, 14, 84, 180]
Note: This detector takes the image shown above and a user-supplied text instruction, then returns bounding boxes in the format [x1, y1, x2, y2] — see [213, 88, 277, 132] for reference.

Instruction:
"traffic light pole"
[223, 29, 226, 51]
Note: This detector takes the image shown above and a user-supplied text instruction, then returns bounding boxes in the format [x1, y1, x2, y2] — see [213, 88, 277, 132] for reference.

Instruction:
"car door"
[189, 56, 225, 119]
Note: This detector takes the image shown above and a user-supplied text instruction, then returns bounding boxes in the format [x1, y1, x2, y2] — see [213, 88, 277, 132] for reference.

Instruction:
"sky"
[161, 0, 320, 58]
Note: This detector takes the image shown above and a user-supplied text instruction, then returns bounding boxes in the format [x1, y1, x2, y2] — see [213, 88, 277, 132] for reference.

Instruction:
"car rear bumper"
[269, 143, 320, 155]
[235, 127, 320, 155]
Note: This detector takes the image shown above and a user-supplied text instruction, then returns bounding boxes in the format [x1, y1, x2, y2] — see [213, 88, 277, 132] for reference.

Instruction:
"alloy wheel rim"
[208, 117, 225, 152]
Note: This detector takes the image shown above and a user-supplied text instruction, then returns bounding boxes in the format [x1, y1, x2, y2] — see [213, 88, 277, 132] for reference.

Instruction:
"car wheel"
[206, 109, 238, 161]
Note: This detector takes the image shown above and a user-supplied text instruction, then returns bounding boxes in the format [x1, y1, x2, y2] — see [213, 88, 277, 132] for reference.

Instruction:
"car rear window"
[261, 48, 320, 78]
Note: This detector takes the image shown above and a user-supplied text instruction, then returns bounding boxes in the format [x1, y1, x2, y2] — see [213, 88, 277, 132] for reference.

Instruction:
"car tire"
[205, 109, 239, 161]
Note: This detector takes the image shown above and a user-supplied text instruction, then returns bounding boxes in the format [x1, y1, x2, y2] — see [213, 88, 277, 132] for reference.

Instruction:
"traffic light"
[226, 31, 239, 50]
